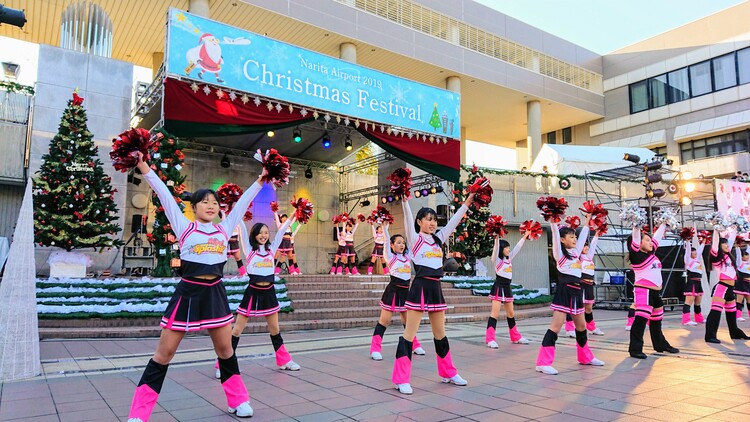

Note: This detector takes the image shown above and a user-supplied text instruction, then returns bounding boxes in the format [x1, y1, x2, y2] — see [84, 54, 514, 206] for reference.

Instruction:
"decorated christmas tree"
[428, 102, 442, 131]
[145, 129, 187, 277]
[450, 165, 493, 275]
[33, 92, 123, 251]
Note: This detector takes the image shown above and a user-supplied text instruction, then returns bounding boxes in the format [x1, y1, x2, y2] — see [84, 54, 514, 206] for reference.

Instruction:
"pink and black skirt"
[278, 237, 293, 253]
[581, 276, 596, 304]
[489, 277, 514, 303]
[683, 271, 704, 296]
[343, 241, 355, 256]
[404, 276, 447, 312]
[735, 274, 750, 296]
[161, 277, 234, 332]
[336, 244, 347, 256]
[550, 282, 585, 315]
[379, 277, 410, 312]
[236, 283, 280, 317]
[371, 243, 384, 257]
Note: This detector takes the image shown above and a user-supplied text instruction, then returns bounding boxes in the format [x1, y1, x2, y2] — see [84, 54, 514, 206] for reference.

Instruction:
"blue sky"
[475, 0, 748, 54]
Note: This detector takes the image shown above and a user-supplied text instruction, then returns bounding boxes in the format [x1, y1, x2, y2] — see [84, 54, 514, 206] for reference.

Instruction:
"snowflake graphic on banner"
[265, 44, 288, 67]
[390, 82, 410, 104]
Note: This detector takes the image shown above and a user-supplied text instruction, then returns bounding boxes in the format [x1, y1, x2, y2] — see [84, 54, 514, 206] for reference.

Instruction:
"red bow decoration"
[467, 177, 493, 209]
[255, 148, 290, 188]
[290, 196, 314, 224]
[520, 220, 543, 240]
[485, 215, 508, 238]
[679, 227, 695, 242]
[216, 183, 243, 208]
[387, 167, 412, 199]
[536, 196, 569, 223]
[332, 212, 350, 224]
[109, 128, 161, 172]
[367, 206, 394, 225]
[270, 201, 279, 213]
[565, 215, 581, 229]
[72, 92, 84, 106]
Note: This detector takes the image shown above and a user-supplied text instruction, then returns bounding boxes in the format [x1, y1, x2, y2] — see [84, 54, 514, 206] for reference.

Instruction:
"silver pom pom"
[727, 211, 750, 234]
[654, 208, 679, 228]
[620, 203, 647, 228]
[704, 211, 731, 231]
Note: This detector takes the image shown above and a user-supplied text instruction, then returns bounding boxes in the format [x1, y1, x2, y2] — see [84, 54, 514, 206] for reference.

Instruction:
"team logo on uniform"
[424, 247, 443, 258]
[189, 237, 226, 255]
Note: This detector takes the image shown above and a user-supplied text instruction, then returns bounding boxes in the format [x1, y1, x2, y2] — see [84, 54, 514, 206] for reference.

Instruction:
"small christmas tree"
[428, 102, 442, 132]
[33, 92, 123, 251]
[146, 129, 187, 277]
[450, 165, 493, 275]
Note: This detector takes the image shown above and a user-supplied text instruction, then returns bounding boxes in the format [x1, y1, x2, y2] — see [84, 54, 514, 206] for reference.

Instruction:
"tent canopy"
[530, 144, 657, 175]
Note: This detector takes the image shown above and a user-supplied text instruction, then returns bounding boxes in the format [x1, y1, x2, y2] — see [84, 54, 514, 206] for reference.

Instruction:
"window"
[546, 131, 556, 144]
[712, 53, 737, 90]
[630, 80, 649, 113]
[680, 130, 750, 162]
[738, 48, 750, 84]
[689, 61, 712, 96]
[562, 127, 572, 144]
[651, 146, 667, 157]
[667, 68, 690, 102]
[649, 74, 668, 108]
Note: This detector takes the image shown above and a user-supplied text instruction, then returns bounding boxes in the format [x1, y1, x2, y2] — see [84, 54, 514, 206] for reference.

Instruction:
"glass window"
[651, 146, 667, 156]
[667, 68, 690, 103]
[630, 80, 649, 113]
[649, 74, 668, 108]
[689, 61, 712, 96]
[562, 127, 572, 144]
[738, 48, 750, 84]
[712, 53, 737, 90]
[547, 131, 556, 144]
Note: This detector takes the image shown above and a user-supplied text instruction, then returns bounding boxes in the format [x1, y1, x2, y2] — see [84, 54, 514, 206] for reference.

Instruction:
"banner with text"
[715, 179, 750, 216]
[165, 9, 461, 136]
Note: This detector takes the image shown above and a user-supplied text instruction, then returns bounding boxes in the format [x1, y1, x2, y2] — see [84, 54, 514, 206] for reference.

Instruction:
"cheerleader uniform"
[368, 226, 387, 275]
[234, 216, 299, 369]
[536, 222, 602, 372]
[486, 237, 529, 346]
[682, 235, 705, 325]
[343, 222, 360, 275]
[705, 229, 749, 342]
[581, 235, 603, 335]
[370, 226, 423, 359]
[331, 227, 347, 275]
[628, 224, 679, 358]
[273, 213, 294, 274]
[128, 171, 260, 422]
[392, 200, 470, 388]
[735, 247, 750, 320]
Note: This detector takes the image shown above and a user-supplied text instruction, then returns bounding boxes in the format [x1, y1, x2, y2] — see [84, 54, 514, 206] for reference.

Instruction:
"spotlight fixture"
[624, 153, 640, 164]
[644, 161, 663, 171]
[667, 183, 678, 195]
[684, 182, 696, 193]
[645, 173, 662, 184]
[421, 188, 429, 197]
[414, 190, 422, 198]
[220, 154, 230, 168]
[381, 197, 388, 204]
[293, 128, 302, 143]
[267, 130, 275, 137]
[666, 159, 674, 166]
[344, 135, 353, 151]
[305, 166, 313, 179]
[321, 132, 331, 149]
[361, 199, 371, 207]
[435, 185, 444, 193]
[646, 188, 666, 199]
[430, 186, 437, 194]
[680, 196, 692, 206]
[387, 195, 394, 203]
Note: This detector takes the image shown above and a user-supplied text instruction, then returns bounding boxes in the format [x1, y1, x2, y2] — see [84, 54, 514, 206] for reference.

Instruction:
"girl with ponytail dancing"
[683, 227, 706, 326]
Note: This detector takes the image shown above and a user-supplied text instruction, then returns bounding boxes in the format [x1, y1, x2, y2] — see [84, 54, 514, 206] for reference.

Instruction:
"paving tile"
[397, 406, 459, 421]
[502, 403, 561, 419]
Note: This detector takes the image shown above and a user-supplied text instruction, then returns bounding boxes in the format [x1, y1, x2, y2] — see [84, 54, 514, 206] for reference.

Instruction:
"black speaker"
[131, 214, 147, 233]
[436, 204, 448, 226]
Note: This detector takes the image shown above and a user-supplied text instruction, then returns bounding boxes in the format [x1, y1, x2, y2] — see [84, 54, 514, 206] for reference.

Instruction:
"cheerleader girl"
[535, 215, 605, 375]
[705, 228, 750, 343]
[273, 213, 298, 274]
[128, 153, 258, 421]
[368, 224, 388, 275]
[564, 234, 603, 337]
[485, 231, 531, 349]
[736, 246, 750, 321]
[369, 223, 425, 360]
[391, 191, 474, 395]
[683, 228, 706, 326]
[289, 224, 303, 275]
[343, 220, 360, 275]
[330, 223, 347, 275]
[627, 222, 680, 359]
[220, 209, 246, 276]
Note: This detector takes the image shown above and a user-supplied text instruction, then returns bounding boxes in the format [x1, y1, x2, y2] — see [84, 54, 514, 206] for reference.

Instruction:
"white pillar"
[340, 42, 357, 63]
[152, 52, 164, 78]
[446, 76, 463, 162]
[527, 100, 542, 166]
[189, 0, 210, 17]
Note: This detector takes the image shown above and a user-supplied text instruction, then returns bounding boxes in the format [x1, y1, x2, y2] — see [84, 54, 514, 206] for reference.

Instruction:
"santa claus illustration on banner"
[184, 32, 250, 83]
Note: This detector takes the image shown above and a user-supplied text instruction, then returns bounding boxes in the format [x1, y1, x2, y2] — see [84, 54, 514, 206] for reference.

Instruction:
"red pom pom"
[679, 227, 695, 242]
[387, 168, 412, 199]
[109, 128, 160, 172]
[255, 149, 290, 188]
[520, 220, 543, 240]
[243, 209, 253, 221]
[270, 201, 279, 213]
[485, 215, 508, 238]
[217, 183, 244, 207]
[581, 200, 609, 233]
[467, 177, 493, 208]
[698, 230, 712, 244]
[565, 215, 581, 229]
[536, 196, 569, 223]
[332, 212, 350, 224]
[596, 222, 609, 235]
[367, 206, 394, 225]
[356, 213, 366, 223]
[290, 196, 314, 224]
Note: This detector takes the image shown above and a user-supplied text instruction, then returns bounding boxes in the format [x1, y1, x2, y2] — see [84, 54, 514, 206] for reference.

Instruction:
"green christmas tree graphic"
[428, 102, 442, 132]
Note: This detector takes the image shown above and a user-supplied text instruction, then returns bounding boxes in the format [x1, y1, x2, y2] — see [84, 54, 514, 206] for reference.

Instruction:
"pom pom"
[332, 212, 350, 224]
[520, 220, 543, 240]
[581, 200, 608, 233]
[356, 213, 366, 223]
[654, 208, 679, 228]
[270, 201, 279, 213]
[387, 167, 412, 199]
[704, 211, 730, 231]
[109, 128, 160, 172]
[536, 196, 569, 223]
[485, 215, 508, 238]
[732, 212, 750, 234]
[619, 204, 647, 228]
[467, 177, 493, 209]
[679, 227, 695, 242]
[698, 230, 712, 244]
[243, 208, 253, 221]
[254, 148, 290, 188]
[564, 215, 581, 229]
[596, 222, 609, 235]
[216, 183, 243, 207]
[290, 196, 314, 224]
[367, 206, 394, 225]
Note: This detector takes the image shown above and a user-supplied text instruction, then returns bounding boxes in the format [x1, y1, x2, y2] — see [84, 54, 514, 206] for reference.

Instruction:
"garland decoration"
[0, 80, 35, 95]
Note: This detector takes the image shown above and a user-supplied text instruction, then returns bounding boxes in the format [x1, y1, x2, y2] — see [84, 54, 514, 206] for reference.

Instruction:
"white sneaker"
[625, 325, 632, 331]
[215, 367, 221, 379]
[512, 337, 530, 344]
[567, 330, 576, 338]
[441, 374, 468, 386]
[279, 360, 301, 371]
[590, 328, 605, 336]
[487, 340, 499, 349]
[738, 316, 746, 322]
[127, 419, 144, 422]
[413, 347, 426, 355]
[370, 351, 383, 361]
[684, 321, 698, 326]
[582, 358, 605, 366]
[228, 401, 254, 418]
[396, 383, 413, 394]
[535, 365, 558, 375]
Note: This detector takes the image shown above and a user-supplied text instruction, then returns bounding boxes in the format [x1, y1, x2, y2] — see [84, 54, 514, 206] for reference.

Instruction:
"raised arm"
[140, 164, 189, 236]
[583, 234, 599, 261]
[271, 215, 295, 251]
[401, 198, 419, 248]
[509, 236, 526, 261]
[551, 221, 562, 261]
[574, 225, 590, 256]
[352, 221, 360, 234]
[273, 211, 281, 229]
[711, 228, 720, 255]
[727, 229, 737, 250]
[239, 221, 250, 259]
[736, 246, 743, 268]
[222, 181, 263, 234]
[383, 224, 393, 261]
[491, 236, 499, 267]
[336, 224, 343, 241]
[631, 225, 642, 252]
[652, 223, 667, 244]
[371, 224, 377, 239]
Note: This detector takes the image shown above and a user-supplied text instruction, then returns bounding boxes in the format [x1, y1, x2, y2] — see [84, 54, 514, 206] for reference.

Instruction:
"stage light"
[387, 195, 394, 203]
[362, 199, 370, 207]
[220, 154, 230, 168]
[435, 186, 444, 193]
[681, 196, 692, 206]
[644, 161, 662, 171]
[667, 183, 678, 194]
[421, 188, 429, 197]
[624, 153, 640, 164]
[646, 188, 666, 199]
[430, 186, 437, 194]
[293, 128, 302, 143]
[666, 159, 674, 165]
[414, 190, 422, 198]
[267, 130, 275, 137]
[682, 171, 692, 180]
[684, 182, 696, 193]
[321, 133, 331, 149]
[381, 197, 387, 204]
[345, 135, 353, 151]
[305, 166, 313, 179]
[645, 174, 662, 184]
